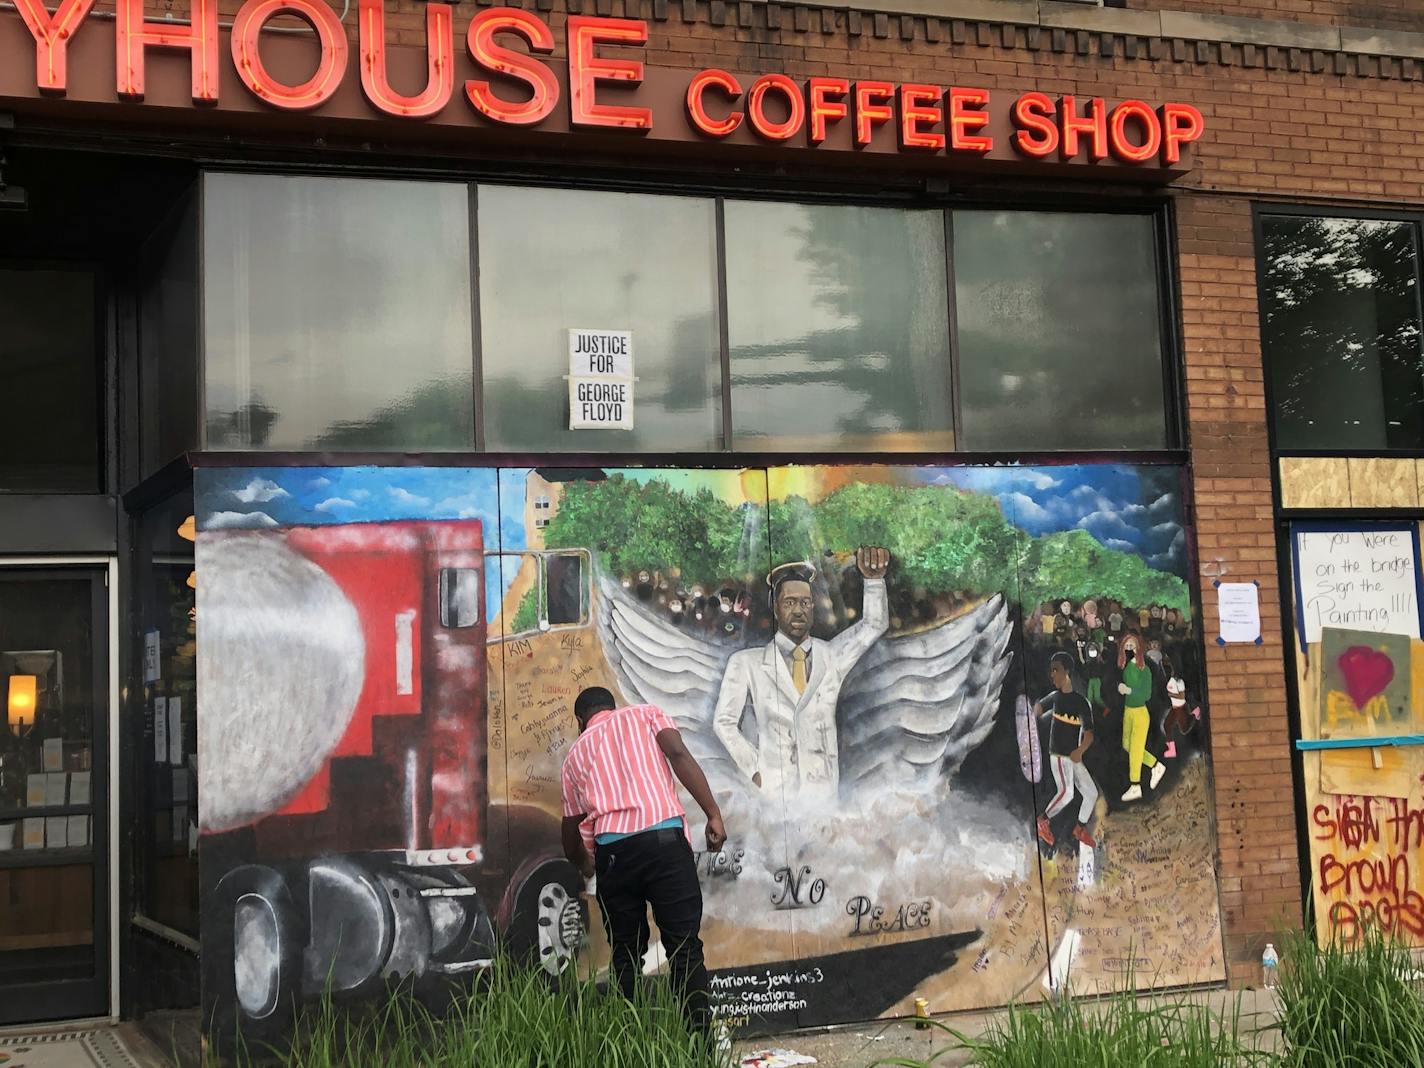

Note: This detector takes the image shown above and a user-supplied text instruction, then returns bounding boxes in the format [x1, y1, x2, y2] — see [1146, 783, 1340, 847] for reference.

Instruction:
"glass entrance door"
[0, 566, 109, 1023]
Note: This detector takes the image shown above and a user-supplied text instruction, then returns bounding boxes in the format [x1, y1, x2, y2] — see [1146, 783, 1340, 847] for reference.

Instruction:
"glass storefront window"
[953, 210, 1169, 451]
[1259, 214, 1424, 451]
[0, 268, 100, 491]
[725, 201, 954, 452]
[203, 174, 475, 450]
[478, 186, 722, 452]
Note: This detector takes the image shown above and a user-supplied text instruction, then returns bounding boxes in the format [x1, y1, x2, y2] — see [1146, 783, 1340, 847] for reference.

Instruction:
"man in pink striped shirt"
[561, 686, 726, 1032]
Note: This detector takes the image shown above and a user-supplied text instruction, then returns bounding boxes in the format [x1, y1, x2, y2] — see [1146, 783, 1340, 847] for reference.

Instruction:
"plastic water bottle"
[1261, 943, 1279, 989]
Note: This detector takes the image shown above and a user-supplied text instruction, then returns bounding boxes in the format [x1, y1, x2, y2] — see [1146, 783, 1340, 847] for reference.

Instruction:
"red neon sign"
[232, 0, 347, 110]
[116, 0, 219, 103]
[465, 8, 558, 126]
[2, 2, 1206, 168]
[567, 15, 652, 130]
[359, 0, 452, 119]
[12, 0, 95, 94]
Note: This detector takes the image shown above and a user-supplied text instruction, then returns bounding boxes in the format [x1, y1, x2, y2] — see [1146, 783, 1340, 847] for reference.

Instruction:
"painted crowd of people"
[1029, 596, 1202, 853]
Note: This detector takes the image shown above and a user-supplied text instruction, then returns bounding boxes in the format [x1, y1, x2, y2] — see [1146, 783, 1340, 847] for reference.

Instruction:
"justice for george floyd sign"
[568, 329, 634, 430]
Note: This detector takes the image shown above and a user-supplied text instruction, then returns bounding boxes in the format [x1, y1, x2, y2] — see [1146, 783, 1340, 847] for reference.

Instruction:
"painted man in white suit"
[713, 547, 890, 802]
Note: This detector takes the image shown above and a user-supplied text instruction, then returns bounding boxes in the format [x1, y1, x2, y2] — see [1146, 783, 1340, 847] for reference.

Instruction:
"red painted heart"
[1337, 645, 1396, 710]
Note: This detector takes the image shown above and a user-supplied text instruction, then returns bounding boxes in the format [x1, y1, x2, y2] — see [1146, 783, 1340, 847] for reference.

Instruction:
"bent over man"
[560, 686, 727, 1033]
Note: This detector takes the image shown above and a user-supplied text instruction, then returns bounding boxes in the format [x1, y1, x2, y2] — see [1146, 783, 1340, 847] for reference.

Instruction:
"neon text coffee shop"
[0, 0, 1309, 1050]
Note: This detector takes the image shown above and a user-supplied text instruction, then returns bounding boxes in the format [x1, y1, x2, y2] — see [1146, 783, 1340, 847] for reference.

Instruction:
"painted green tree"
[541, 475, 1191, 616]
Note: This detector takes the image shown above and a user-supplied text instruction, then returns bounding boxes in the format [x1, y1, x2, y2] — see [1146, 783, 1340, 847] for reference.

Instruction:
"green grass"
[211, 961, 721, 1068]
[873, 984, 1270, 1068]
[1275, 927, 1424, 1068]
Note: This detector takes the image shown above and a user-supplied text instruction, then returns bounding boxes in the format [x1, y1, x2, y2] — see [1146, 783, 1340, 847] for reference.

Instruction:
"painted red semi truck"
[197, 520, 589, 1039]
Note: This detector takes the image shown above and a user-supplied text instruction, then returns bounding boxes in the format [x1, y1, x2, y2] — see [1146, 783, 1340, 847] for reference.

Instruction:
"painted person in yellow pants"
[1117, 632, 1166, 802]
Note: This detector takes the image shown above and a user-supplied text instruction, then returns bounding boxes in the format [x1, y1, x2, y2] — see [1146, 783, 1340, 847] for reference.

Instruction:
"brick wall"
[1134, 0, 1424, 33]
[1176, 195, 1298, 982]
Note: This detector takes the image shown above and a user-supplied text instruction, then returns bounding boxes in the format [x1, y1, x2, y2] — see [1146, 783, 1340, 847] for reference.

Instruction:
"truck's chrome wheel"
[536, 882, 582, 975]
[234, 893, 282, 1019]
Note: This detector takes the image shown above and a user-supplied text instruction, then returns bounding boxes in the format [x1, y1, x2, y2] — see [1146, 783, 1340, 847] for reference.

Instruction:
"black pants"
[595, 825, 710, 1033]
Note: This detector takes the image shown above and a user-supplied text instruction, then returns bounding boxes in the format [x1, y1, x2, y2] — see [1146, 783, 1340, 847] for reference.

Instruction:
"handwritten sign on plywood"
[1293, 524, 1424, 647]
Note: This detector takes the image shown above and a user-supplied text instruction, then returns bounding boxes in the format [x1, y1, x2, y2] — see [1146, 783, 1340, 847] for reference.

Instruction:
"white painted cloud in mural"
[388, 486, 430, 508]
[196, 532, 365, 832]
[314, 497, 357, 513]
[232, 477, 290, 504]
[206, 510, 280, 530]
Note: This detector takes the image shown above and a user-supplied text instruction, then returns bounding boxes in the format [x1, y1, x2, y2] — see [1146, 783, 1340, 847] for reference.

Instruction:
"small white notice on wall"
[143, 629, 161, 683]
[567, 328, 635, 430]
[154, 697, 168, 764]
[1216, 582, 1261, 645]
[1293, 524, 1424, 646]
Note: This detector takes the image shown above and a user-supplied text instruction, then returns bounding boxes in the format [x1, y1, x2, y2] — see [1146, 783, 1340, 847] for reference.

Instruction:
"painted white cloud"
[997, 491, 1053, 526]
[232, 478, 290, 505]
[309, 477, 332, 490]
[388, 486, 431, 508]
[351, 489, 371, 501]
[435, 496, 492, 522]
[1077, 510, 1140, 542]
[314, 497, 356, 513]
[206, 510, 279, 530]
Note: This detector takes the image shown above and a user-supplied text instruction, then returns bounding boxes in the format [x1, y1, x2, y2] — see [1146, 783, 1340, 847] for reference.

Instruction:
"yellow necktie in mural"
[792, 647, 808, 695]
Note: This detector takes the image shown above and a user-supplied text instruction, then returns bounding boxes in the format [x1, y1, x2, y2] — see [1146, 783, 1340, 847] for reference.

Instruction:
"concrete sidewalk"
[732, 987, 1281, 1067]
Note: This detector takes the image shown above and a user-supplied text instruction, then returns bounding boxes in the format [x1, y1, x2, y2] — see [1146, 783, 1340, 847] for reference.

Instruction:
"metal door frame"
[0, 557, 119, 1025]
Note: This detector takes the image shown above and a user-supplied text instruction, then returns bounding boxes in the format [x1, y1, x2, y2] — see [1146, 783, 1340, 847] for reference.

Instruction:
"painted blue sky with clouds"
[925, 464, 1189, 577]
[196, 467, 534, 616]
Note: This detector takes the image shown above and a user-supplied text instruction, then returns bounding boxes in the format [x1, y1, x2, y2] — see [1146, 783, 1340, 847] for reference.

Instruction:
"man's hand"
[856, 546, 890, 580]
[705, 813, 727, 852]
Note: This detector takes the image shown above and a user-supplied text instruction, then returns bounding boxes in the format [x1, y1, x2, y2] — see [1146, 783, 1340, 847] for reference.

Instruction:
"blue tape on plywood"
[1295, 735, 1424, 751]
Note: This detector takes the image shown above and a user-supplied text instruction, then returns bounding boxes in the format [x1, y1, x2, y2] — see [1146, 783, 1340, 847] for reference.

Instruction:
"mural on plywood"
[194, 462, 1224, 1048]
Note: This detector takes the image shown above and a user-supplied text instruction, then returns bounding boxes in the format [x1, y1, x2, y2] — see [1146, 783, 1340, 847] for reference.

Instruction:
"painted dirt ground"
[193, 462, 1225, 1049]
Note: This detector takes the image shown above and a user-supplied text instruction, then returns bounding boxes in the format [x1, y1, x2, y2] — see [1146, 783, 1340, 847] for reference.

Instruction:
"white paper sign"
[143, 629, 161, 683]
[1295, 528, 1422, 645]
[69, 771, 91, 807]
[1217, 582, 1261, 644]
[42, 737, 63, 773]
[568, 328, 635, 430]
[153, 697, 168, 764]
[168, 697, 183, 766]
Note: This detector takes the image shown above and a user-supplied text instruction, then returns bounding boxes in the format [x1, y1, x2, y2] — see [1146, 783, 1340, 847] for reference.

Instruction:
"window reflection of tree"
[482, 311, 719, 452]
[1261, 216, 1423, 450]
[953, 211, 1167, 452]
[729, 203, 954, 452]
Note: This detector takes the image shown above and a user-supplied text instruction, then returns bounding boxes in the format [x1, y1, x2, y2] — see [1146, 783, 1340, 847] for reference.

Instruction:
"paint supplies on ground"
[739, 1051, 817, 1067]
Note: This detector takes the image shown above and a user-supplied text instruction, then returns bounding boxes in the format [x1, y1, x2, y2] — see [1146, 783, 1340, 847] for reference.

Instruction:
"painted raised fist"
[856, 546, 890, 580]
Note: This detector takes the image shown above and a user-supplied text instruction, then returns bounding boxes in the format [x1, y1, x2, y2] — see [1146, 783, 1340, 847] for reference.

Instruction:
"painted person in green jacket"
[1116, 631, 1166, 802]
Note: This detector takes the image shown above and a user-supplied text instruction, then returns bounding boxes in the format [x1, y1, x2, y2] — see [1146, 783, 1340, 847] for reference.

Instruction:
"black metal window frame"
[1254, 201, 1424, 465]
[191, 165, 1189, 460]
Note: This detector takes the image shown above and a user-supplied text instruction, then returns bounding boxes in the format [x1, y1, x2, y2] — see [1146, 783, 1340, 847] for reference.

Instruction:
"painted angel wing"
[594, 574, 740, 779]
[837, 593, 1015, 795]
